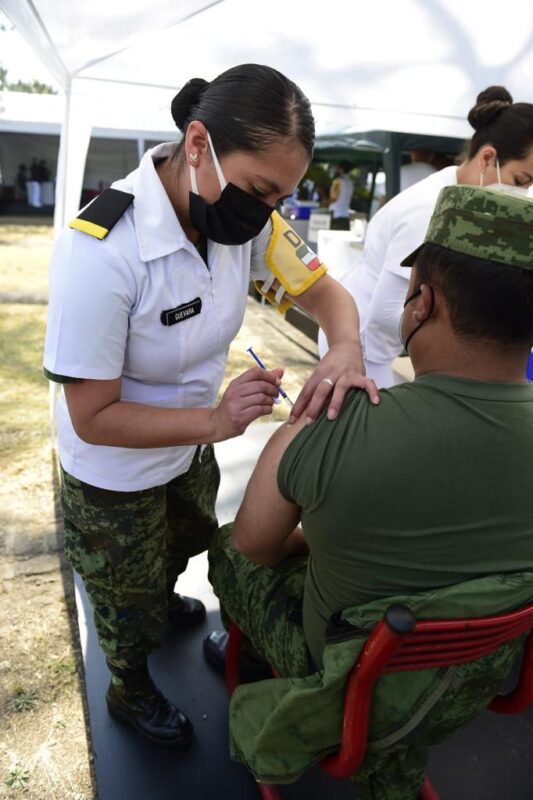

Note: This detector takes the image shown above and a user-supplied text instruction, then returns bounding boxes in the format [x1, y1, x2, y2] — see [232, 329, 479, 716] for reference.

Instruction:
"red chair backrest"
[321, 602, 533, 780]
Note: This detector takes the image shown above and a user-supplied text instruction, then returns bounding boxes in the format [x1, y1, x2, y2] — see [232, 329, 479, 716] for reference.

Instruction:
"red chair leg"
[420, 776, 440, 800]
[258, 784, 283, 800]
[226, 623, 245, 697]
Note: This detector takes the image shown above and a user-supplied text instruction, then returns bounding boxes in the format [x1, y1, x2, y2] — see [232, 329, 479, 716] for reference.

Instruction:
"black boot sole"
[106, 697, 194, 749]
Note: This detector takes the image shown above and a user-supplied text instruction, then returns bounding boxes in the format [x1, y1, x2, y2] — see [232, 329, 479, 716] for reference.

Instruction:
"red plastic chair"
[226, 602, 533, 800]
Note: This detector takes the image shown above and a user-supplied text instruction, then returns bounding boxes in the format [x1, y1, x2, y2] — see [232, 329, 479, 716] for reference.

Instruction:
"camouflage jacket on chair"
[229, 571, 533, 792]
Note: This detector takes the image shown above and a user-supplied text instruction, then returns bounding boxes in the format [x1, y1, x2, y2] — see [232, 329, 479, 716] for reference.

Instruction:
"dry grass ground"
[0, 566, 94, 800]
[0, 303, 57, 553]
[0, 218, 318, 800]
[0, 218, 51, 299]
[0, 217, 94, 800]
[218, 298, 318, 420]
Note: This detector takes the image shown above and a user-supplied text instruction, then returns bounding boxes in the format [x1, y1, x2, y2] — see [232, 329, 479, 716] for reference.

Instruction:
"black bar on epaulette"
[70, 189, 134, 239]
[78, 188, 133, 227]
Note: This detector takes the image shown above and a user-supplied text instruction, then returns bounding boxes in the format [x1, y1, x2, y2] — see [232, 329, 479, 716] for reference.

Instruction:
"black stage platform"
[74, 426, 533, 800]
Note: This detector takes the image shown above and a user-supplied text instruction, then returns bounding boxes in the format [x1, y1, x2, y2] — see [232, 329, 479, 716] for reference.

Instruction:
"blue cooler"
[527, 352, 533, 381]
[295, 201, 319, 220]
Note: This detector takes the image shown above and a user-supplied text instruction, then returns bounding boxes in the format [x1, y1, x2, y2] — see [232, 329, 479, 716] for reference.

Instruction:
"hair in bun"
[169, 64, 315, 162]
[465, 85, 533, 165]
[171, 78, 209, 132]
[467, 86, 513, 131]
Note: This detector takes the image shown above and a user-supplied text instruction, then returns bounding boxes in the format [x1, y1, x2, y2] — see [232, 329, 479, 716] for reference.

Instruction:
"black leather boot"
[203, 630, 272, 682]
[168, 593, 206, 627]
[106, 662, 193, 748]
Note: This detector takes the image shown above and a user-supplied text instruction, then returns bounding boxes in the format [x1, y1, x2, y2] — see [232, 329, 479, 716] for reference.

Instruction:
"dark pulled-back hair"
[466, 86, 533, 164]
[170, 63, 315, 159]
[415, 242, 533, 345]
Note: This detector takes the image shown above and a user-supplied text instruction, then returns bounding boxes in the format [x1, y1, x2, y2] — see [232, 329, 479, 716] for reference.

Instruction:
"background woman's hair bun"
[467, 85, 513, 131]
[171, 78, 209, 131]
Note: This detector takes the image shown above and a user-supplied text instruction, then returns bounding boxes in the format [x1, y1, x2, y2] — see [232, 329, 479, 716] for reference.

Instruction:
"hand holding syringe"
[246, 347, 294, 409]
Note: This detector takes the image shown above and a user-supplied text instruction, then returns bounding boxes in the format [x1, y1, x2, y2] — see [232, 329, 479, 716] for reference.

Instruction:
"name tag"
[160, 297, 202, 327]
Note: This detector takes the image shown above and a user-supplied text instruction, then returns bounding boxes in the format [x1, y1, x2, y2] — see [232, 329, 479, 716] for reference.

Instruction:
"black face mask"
[189, 182, 273, 245]
[399, 286, 435, 352]
[188, 130, 273, 245]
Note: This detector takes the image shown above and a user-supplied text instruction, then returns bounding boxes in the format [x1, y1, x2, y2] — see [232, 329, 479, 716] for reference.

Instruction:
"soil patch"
[0, 554, 95, 800]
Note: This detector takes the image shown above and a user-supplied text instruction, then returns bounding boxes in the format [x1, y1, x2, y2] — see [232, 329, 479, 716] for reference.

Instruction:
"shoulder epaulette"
[69, 188, 134, 240]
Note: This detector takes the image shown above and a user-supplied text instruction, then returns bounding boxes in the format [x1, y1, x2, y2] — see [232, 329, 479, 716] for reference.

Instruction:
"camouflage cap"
[401, 185, 533, 270]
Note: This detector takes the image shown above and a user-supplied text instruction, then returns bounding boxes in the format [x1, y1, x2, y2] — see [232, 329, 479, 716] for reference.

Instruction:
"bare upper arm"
[64, 378, 122, 442]
[231, 416, 307, 558]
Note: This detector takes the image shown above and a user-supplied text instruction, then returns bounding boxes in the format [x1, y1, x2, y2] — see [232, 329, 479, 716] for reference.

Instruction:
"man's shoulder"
[384, 376, 533, 421]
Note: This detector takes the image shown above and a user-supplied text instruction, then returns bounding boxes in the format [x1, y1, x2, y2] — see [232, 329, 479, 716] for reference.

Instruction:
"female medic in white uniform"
[44, 64, 378, 749]
[319, 85, 533, 388]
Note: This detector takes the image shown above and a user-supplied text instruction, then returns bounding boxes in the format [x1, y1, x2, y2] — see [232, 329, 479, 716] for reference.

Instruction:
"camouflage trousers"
[209, 524, 429, 799]
[208, 522, 312, 678]
[61, 445, 219, 674]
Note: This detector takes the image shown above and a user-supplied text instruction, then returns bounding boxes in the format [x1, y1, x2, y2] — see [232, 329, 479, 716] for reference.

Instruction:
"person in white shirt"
[329, 160, 354, 229]
[400, 149, 437, 191]
[370, 150, 437, 217]
[320, 85, 533, 387]
[44, 63, 378, 749]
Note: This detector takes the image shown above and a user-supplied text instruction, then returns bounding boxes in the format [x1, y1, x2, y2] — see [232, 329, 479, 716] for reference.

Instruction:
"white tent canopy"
[2, 0, 533, 231]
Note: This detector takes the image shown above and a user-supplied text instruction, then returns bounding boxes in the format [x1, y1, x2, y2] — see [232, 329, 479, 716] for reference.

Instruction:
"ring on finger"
[321, 377, 335, 387]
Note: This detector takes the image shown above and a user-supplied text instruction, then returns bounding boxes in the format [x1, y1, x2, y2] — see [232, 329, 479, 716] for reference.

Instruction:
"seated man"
[205, 186, 533, 793]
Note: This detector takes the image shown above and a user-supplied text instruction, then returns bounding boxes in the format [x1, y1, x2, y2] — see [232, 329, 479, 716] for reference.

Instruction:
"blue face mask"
[399, 286, 435, 352]
[188, 130, 273, 245]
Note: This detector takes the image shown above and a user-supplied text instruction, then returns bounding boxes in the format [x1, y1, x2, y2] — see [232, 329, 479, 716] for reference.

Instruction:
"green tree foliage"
[0, 62, 57, 94]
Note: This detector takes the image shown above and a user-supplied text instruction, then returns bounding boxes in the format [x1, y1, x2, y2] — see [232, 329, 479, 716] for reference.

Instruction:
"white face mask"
[482, 159, 533, 199]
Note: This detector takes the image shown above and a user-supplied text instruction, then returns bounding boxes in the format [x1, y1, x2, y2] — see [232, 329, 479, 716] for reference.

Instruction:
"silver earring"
[189, 153, 198, 164]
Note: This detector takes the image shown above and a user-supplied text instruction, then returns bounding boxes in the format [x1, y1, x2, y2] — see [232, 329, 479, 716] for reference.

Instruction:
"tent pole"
[53, 77, 93, 236]
[53, 76, 72, 237]
[382, 132, 401, 201]
[50, 77, 93, 447]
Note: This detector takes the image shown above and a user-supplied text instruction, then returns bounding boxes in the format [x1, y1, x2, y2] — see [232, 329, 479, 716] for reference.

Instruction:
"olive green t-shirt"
[278, 374, 533, 667]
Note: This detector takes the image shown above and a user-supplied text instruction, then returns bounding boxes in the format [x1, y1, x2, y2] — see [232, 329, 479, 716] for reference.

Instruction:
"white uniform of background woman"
[319, 86, 533, 388]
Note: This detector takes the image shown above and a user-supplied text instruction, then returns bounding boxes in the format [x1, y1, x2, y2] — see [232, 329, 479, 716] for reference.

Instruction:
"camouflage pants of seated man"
[208, 523, 429, 800]
[208, 522, 312, 678]
[61, 445, 220, 677]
